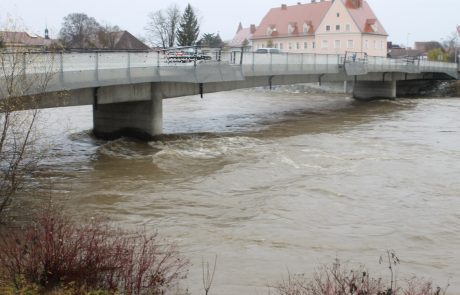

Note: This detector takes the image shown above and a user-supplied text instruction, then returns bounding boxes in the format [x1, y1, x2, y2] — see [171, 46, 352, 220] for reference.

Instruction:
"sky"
[1, 0, 459, 46]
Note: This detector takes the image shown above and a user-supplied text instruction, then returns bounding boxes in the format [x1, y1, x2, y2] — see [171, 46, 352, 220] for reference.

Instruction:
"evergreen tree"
[200, 33, 223, 48]
[176, 4, 199, 46]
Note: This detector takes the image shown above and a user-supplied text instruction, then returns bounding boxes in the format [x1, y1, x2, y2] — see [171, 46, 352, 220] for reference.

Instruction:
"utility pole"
[456, 25, 460, 65]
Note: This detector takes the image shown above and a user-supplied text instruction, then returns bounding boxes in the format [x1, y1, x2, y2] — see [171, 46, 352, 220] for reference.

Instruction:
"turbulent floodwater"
[23, 89, 460, 294]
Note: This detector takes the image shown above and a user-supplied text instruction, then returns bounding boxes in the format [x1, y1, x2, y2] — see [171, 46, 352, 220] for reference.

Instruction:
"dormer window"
[266, 25, 276, 36]
[371, 23, 378, 32]
[366, 19, 378, 32]
[303, 22, 311, 35]
[288, 24, 294, 35]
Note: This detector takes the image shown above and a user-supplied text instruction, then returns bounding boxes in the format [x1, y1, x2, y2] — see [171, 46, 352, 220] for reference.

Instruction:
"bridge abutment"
[353, 76, 397, 100]
[93, 83, 163, 140]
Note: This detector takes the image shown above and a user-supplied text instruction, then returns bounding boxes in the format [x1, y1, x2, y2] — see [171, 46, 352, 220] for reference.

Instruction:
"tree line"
[57, 3, 222, 50]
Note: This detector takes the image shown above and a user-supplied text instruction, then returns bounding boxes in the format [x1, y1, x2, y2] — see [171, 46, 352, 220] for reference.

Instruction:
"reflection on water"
[17, 89, 460, 294]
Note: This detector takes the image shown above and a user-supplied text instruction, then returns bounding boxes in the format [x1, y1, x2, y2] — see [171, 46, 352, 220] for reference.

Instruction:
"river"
[25, 88, 460, 294]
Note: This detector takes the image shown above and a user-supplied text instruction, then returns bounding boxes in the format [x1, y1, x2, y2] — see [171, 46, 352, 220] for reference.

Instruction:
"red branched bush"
[0, 206, 189, 294]
[273, 260, 445, 295]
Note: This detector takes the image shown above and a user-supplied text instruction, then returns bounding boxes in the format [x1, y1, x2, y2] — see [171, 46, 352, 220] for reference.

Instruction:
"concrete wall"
[93, 83, 163, 140]
[353, 79, 396, 100]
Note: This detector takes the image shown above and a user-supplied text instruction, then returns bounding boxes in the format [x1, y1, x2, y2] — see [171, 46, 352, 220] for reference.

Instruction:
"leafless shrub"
[202, 255, 217, 295]
[0, 19, 57, 221]
[271, 258, 447, 295]
[0, 204, 189, 294]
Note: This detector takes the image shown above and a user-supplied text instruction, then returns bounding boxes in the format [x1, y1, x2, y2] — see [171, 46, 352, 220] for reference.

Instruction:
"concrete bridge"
[1, 50, 458, 139]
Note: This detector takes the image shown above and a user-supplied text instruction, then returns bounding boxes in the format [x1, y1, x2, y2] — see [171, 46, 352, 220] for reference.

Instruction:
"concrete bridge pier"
[93, 83, 163, 140]
[353, 74, 397, 100]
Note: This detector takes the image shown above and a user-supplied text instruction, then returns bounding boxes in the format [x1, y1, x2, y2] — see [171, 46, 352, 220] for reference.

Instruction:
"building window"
[381, 41, 385, 50]
[326, 25, 331, 31]
[336, 25, 340, 31]
[347, 40, 354, 49]
[304, 42, 308, 49]
[374, 40, 377, 49]
[337, 13, 340, 17]
[335, 40, 341, 49]
[346, 24, 351, 32]
[322, 40, 329, 49]
[288, 24, 294, 35]
[296, 42, 300, 50]
[289, 43, 292, 50]
[280, 43, 284, 50]
[365, 40, 368, 49]
[303, 23, 310, 34]
[312, 42, 315, 49]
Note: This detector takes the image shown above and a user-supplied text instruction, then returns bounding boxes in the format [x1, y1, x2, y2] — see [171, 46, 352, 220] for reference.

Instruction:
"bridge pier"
[353, 75, 397, 100]
[93, 83, 163, 140]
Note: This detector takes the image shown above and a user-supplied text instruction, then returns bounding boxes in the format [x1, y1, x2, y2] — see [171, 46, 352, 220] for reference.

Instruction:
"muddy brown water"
[13, 89, 460, 294]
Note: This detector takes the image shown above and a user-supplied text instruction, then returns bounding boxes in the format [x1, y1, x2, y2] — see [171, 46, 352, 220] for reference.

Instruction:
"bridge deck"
[0, 51, 458, 100]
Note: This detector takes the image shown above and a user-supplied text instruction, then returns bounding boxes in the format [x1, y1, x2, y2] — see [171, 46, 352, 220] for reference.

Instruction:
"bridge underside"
[12, 71, 455, 140]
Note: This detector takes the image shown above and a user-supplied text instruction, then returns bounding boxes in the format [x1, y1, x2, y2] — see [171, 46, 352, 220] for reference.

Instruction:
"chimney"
[311, 0, 316, 2]
[281, 4, 287, 10]
[347, 0, 363, 8]
[250, 24, 256, 34]
[297, 2, 301, 4]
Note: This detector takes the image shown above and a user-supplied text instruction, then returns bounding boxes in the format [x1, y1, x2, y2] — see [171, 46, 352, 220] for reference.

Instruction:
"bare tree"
[0, 22, 56, 221]
[98, 23, 122, 49]
[145, 4, 181, 48]
[442, 32, 460, 62]
[59, 13, 102, 49]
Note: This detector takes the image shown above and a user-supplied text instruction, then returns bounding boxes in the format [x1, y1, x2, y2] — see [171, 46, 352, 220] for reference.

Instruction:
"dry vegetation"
[0, 204, 189, 295]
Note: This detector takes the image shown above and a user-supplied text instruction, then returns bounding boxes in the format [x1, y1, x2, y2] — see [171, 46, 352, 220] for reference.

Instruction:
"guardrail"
[0, 49, 457, 76]
[0, 49, 457, 99]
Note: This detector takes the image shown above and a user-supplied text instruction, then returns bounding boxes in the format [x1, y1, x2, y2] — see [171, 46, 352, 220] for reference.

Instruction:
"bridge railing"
[1, 50, 458, 98]
[2, 50, 457, 76]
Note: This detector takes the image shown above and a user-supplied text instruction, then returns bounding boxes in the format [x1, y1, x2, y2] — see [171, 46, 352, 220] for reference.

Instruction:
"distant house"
[414, 41, 443, 52]
[95, 31, 150, 51]
[227, 23, 257, 52]
[0, 30, 55, 51]
[67, 30, 150, 51]
[251, 0, 388, 56]
[386, 42, 427, 59]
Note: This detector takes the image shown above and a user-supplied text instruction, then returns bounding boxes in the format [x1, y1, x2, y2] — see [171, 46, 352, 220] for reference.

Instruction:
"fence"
[0, 49, 457, 98]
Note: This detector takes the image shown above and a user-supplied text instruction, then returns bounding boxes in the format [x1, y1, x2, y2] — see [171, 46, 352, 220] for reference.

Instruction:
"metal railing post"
[270, 52, 273, 73]
[240, 47, 244, 65]
[60, 52, 64, 84]
[286, 53, 289, 72]
[127, 51, 131, 80]
[313, 53, 317, 73]
[22, 52, 27, 80]
[301, 53, 304, 72]
[157, 50, 160, 68]
[95, 51, 99, 81]
[194, 46, 198, 67]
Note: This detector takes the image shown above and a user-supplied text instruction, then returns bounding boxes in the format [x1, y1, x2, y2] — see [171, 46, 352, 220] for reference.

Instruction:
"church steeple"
[237, 22, 243, 33]
[44, 27, 49, 39]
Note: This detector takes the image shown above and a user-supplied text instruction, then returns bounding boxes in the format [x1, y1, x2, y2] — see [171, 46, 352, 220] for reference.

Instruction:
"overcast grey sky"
[1, 0, 459, 46]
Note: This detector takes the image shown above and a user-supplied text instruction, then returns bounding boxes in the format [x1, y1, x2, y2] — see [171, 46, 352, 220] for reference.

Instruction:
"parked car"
[255, 48, 281, 54]
[166, 48, 211, 63]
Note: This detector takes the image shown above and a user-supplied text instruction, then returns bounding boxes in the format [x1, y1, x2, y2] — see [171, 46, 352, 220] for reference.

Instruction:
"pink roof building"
[228, 23, 257, 51]
[0, 31, 55, 50]
[251, 0, 388, 56]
